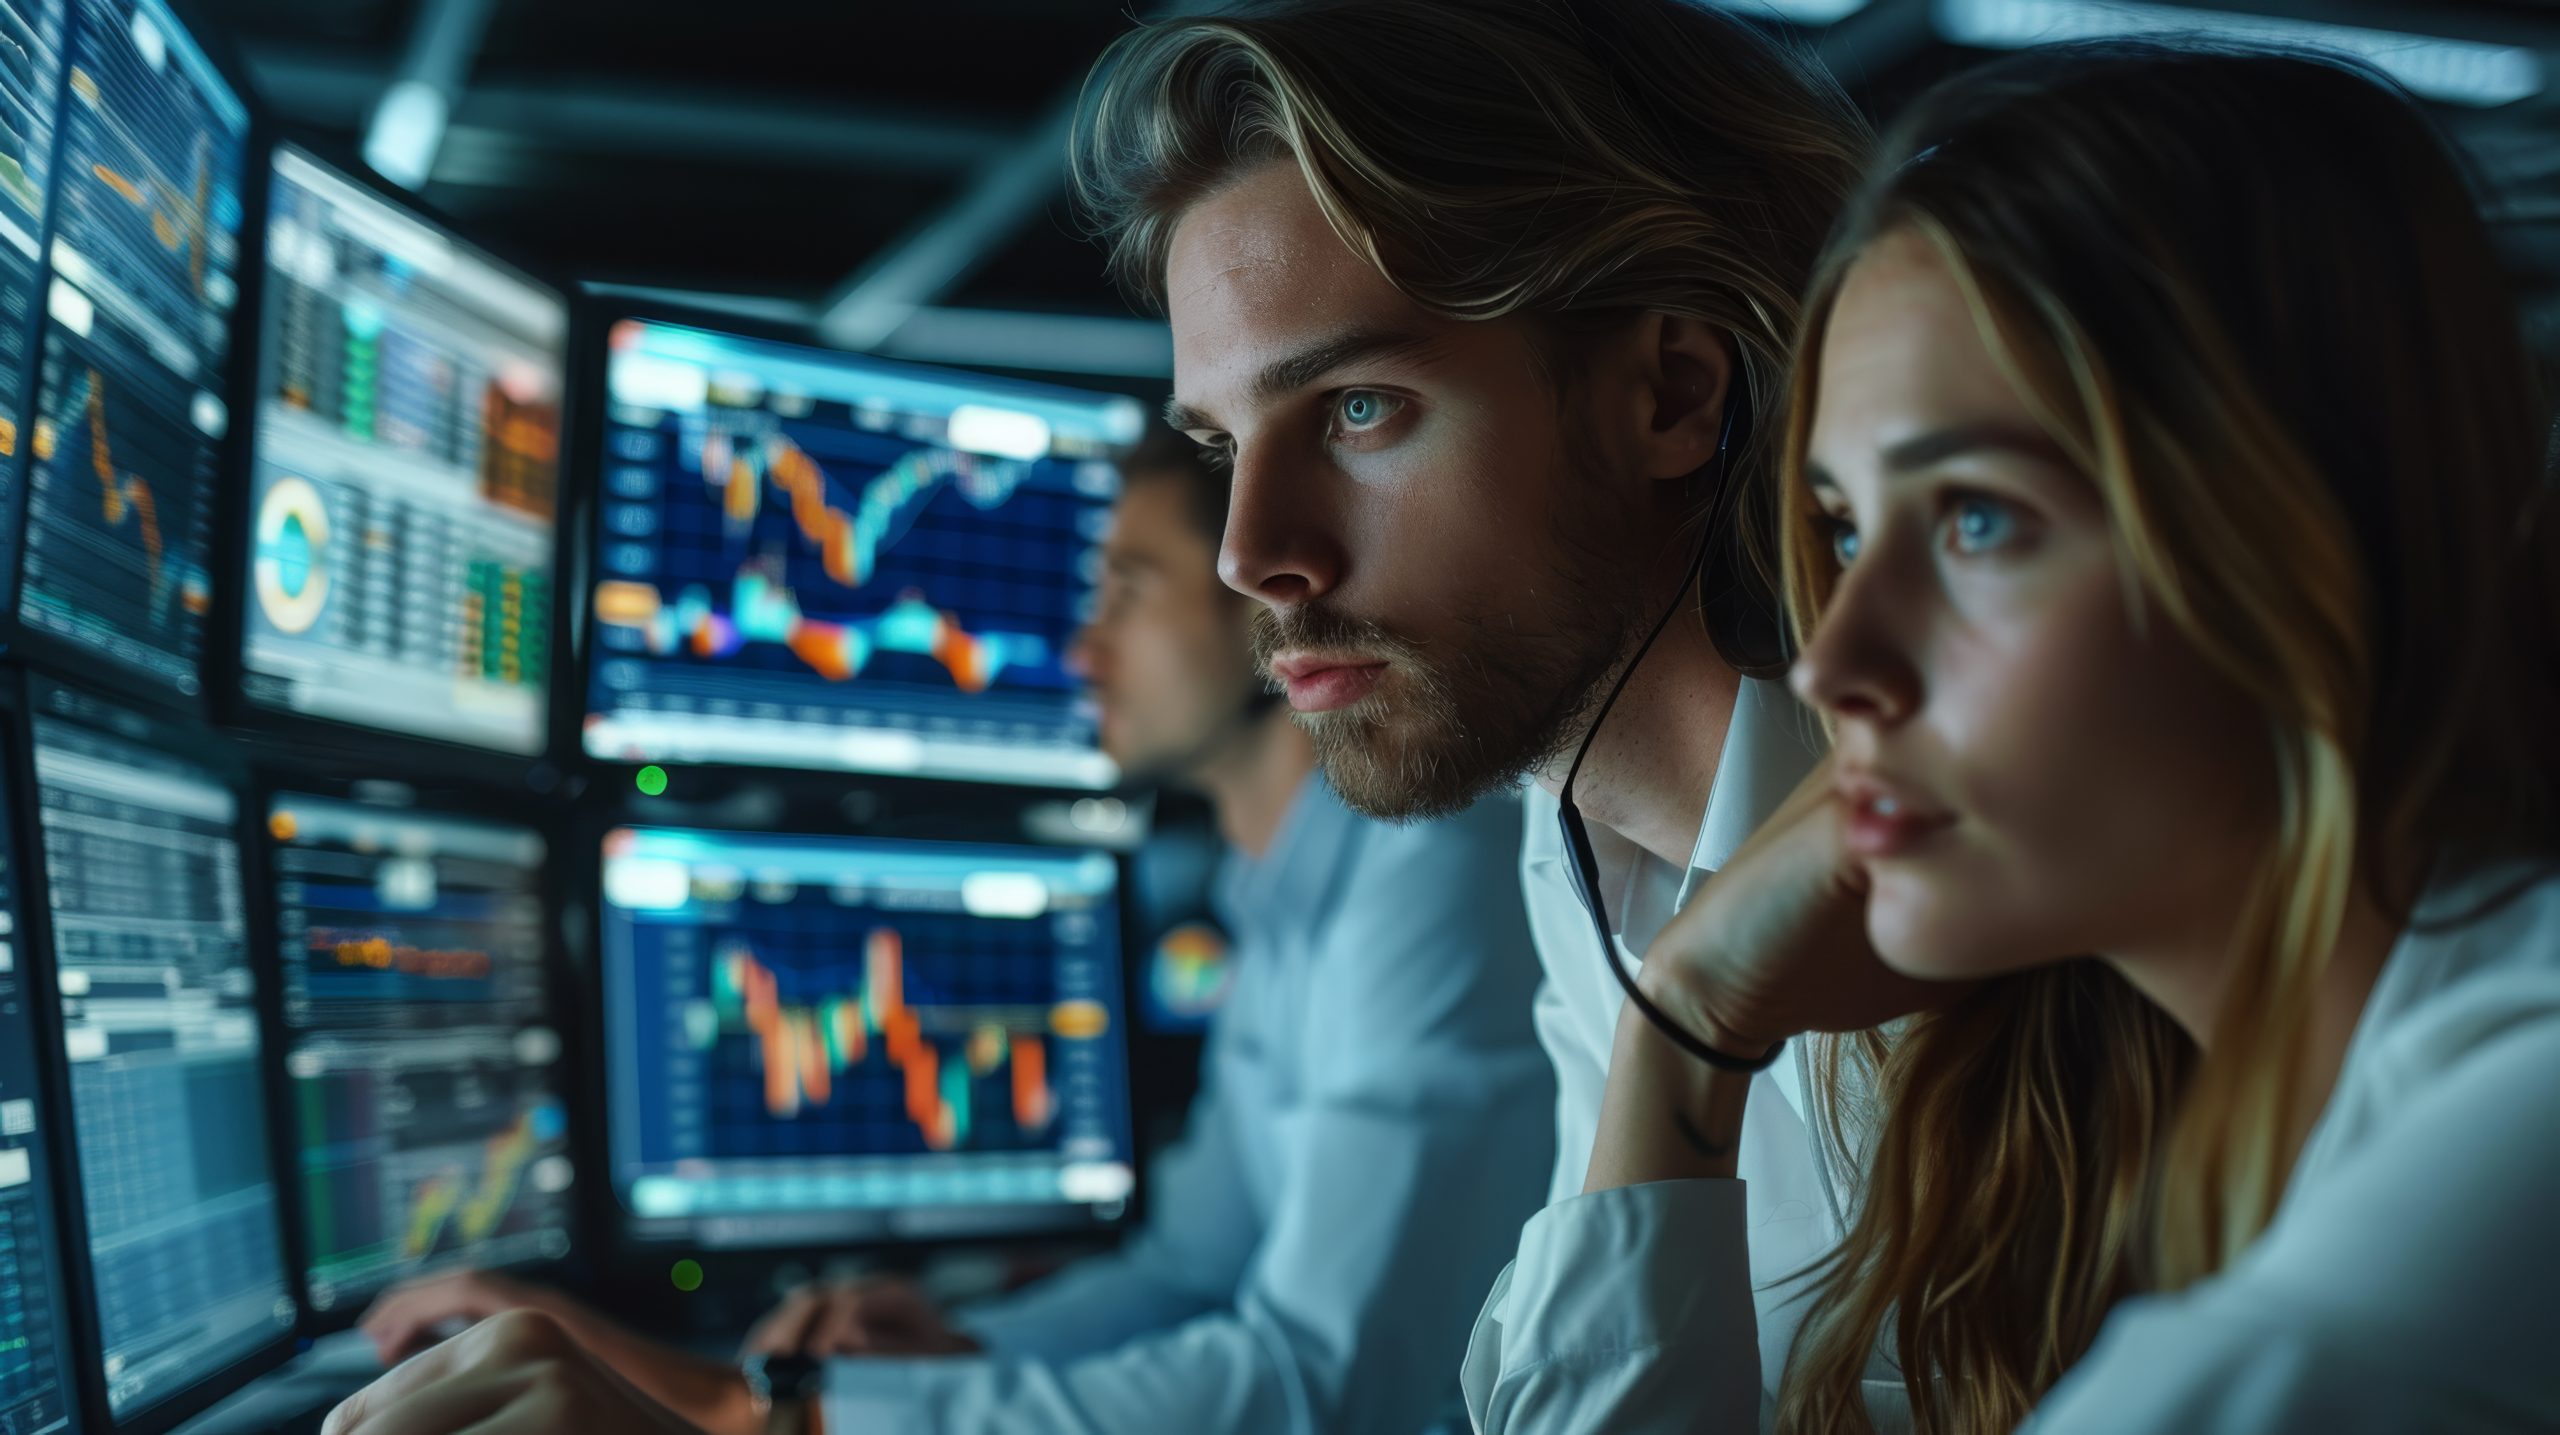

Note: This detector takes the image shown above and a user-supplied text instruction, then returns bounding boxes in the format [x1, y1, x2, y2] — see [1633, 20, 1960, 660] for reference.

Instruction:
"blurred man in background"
[347, 430, 1554, 1435]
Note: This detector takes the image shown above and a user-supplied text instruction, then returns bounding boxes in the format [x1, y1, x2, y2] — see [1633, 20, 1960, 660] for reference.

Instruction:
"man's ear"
[1627, 313, 1737, 483]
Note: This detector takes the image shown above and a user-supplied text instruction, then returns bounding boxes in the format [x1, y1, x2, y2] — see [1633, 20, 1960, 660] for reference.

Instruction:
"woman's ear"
[1629, 313, 1737, 483]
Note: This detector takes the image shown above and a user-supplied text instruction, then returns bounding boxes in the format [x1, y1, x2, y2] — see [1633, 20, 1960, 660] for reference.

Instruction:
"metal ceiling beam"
[244, 46, 1018, 182]
[362, 0, 499, 188]
[809, 1, 1217, 354]
[811, 102, 1077, 351]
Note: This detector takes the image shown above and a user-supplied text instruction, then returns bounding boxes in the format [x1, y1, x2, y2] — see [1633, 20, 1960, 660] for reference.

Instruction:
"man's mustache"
[1247, 604, 1424, 674]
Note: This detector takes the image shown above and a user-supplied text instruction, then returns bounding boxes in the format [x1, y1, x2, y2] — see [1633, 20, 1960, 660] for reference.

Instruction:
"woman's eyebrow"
[1878, 421, 2072, 476]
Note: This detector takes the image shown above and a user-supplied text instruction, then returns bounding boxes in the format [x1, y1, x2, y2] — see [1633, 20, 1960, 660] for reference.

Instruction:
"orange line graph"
[709, 429, 868, 587]
[82, 368, 163, 581]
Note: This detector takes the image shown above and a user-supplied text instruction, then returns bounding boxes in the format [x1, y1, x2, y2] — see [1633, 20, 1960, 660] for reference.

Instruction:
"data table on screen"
[601, 828, 1135, 1248]
[16, 0, 246, 700]
[32, 704, 291, 1421]
[241, 148, 564, 754]
[269, 795, 574, 1313]
[585, 319, 1143, 788]
[0, 759, 78, 1435]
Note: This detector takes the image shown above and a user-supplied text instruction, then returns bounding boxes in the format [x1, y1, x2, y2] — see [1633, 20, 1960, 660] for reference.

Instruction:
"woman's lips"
[1268, 655, 1388, 713]
[1839, 784, 1956, 858]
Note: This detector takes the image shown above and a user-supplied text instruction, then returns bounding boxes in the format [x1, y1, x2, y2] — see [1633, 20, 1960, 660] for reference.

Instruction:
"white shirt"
[1463, 676, 1903, 1433]
[1474, 833, 2560, 1432]
[824, 774, 1556, 1435]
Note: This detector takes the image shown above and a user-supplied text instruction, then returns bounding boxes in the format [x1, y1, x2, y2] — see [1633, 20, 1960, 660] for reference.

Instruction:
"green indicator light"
[671, 1258, 703, 1293]
[636, 765, 669, 796]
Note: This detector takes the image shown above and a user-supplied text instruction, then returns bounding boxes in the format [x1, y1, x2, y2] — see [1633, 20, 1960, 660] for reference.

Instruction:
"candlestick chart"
[601, 828, 1135, 1244]
[681, 906, 1101, 1163]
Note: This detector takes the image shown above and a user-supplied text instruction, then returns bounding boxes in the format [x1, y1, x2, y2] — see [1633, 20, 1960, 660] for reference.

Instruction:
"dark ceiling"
[206, 0, 2560, 382]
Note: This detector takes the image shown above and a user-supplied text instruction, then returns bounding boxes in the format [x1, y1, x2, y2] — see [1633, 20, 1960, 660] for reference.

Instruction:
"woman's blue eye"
[1947, 495, 2018, 553]
[1828, 521, 1861, 567]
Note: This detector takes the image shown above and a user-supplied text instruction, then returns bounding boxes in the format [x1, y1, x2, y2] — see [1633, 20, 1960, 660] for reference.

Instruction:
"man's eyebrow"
[1162, 326, 1437, 435]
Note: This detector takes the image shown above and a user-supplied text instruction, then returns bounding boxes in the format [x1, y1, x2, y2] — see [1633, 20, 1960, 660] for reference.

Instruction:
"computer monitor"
[582, 316, 1146, 788]
[239, 146, 566, 754]
[0, 731, 83, 1435]
[0, 0, 72, 608]
[599, 827, 1136, 1249]
[267, 792, 574, 1318]
[29, 683, 292, 1424]
[15, 0, 249, 702]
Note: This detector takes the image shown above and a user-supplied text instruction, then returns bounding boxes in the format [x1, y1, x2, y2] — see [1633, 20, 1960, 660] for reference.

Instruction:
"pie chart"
[254, 475, 332, 634]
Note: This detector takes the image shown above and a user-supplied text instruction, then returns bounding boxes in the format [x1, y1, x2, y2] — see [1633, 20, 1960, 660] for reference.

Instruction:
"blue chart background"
[55, 0, 248, 357]
[20, 313, 220, 689]
[628, 891, 1117, 1165]
[595, 396, 1105, 718]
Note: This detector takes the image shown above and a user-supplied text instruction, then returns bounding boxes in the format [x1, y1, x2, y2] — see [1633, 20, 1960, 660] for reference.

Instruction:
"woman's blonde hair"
[1069, 0, 1871, 675]
[1775, 45, 2559, 1434]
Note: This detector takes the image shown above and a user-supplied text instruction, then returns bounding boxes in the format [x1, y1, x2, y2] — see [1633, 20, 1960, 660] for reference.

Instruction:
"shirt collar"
[1524, 675, 1826, 893]
[1680, 675, 1827, 897]
[1212, 768, 1357, 939]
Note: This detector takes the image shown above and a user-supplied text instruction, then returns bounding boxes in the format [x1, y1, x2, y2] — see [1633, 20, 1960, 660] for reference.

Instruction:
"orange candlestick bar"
[1011, 1035, 1052, 1130]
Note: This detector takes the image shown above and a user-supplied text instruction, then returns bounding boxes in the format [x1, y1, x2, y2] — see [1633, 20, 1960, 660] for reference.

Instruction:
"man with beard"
[334, 433, 1552, 1435]
[1083, 0, 1881, 1428]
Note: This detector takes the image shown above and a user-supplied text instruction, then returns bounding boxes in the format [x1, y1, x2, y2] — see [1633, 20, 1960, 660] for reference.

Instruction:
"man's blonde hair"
[1070, 0, 1871, 675]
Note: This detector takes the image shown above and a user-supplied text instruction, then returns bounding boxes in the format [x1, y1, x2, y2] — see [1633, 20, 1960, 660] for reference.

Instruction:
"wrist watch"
[739, 1351, 827, 1429]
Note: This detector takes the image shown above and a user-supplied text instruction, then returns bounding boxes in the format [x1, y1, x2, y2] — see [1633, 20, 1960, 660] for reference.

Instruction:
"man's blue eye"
[1337, 392, 1395, 429]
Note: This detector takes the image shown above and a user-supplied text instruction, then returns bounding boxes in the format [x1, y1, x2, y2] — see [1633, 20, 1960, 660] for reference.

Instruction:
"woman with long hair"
[1518, 43, 2560, 1434]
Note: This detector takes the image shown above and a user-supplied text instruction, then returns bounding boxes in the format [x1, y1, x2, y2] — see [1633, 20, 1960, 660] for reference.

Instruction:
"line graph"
[595, 565, 1045, 691]
[706, 426, 1031, 588]
[19, 327, 218, 690]
[55, 0, 247, 356]
[584, 320, 1121, 783]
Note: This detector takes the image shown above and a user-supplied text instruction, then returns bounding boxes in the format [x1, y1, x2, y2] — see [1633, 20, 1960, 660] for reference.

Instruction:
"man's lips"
[1837, 775, 1955, 858]
[1267, 653, 1388, 714]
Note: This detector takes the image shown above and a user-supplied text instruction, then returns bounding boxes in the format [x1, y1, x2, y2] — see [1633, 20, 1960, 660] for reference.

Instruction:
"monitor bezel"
[242, 764, 591, 1338]
[1, 0, 269, 725]
[568, 793, 1145, 1269]
[8, 670, 302, 1435]
[206, 135, 580, 778]
[562, 294, 1135, 794]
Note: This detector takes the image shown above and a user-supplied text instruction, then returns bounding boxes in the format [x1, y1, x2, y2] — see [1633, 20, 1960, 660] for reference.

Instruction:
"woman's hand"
[359, 1270, 754, 1432]
[1581, 760, 1957, 1195]
[1640, 758, 1946, 1054]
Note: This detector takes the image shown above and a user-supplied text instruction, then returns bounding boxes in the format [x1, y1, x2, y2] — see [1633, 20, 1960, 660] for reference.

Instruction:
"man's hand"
[741, 1277, 983, 1359]
[359, 1269, 753, 1430]
[323, 1308, 764, 1435]
[360, 1269, 559, 1366]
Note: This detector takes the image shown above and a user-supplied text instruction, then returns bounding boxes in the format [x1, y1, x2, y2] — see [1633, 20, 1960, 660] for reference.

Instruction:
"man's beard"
[1247, 495, 1651, 823]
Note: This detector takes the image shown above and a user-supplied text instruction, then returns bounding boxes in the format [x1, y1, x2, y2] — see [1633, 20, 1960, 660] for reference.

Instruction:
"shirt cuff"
[819, 1354, 973, 1428]
[1500, 1179, 1753, 1369]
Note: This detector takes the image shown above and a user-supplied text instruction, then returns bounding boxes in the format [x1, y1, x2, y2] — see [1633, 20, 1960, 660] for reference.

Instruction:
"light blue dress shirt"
[823, 773, 1556, 1433]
